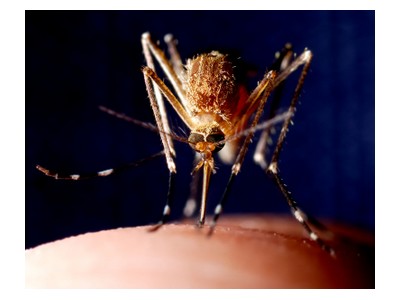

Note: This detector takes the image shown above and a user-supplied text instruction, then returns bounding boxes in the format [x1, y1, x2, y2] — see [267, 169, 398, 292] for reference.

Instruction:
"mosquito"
[37, 32, 334, 256]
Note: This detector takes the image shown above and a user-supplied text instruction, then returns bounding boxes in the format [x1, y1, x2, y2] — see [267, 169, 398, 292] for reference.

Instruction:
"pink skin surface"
[25, 215, 374, 288]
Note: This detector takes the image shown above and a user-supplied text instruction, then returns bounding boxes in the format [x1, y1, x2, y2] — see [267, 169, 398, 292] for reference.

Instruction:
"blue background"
[26, 11, 374, 248]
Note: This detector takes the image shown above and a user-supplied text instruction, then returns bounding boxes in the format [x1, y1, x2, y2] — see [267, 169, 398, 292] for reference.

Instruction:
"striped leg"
[141, 33, 195, 229]
[163, 33, 185, 82]
[262, 49, 335, 256]
[183, 153, 202, 218]
[209, 48, 311, 233]
[254, 43, 294, 169]
[36, 151, 165, 180]
[208, 70, 277, 233]
[148, 171, 176, 231]
[268, 171, 335, 256]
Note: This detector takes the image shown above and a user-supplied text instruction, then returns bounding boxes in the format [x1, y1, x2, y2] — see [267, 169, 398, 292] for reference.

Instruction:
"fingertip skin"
[25, 215, 374, 288]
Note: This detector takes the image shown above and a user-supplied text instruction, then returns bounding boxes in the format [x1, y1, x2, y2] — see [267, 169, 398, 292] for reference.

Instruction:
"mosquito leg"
[254, 44, 294, 169]
[183, 153, 202, 218]
[268, 172, 335, 256]
[142, 33, 201, 229]
[142, 33, 176, 158]
[36, 151, 165, 180]
[266, 50, 312, 177]
[142, 71, 177, 174]
[142, 67, 195, 130]
[268, 50, 313, 169]
[141, 32, 187, 106]
[164, 33, 185, 80]
[262, 50, 335, 256]
[148, 171, 176, 231]
[142, 36, 180, 230]
[141, 66, 179, 231]
[207, 173, 236, 234]
[183, 170, 200, 218]
[208, 70, 277, 233]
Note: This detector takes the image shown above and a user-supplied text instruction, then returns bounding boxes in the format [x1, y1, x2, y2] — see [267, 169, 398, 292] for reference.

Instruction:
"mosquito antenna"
[99, 105, 190, 145]
[217, 110, 292, 146]
[99, 105, 158, 131]
[100, 105, 291, 154]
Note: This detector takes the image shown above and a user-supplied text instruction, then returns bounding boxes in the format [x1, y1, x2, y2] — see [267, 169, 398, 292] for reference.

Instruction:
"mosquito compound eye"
[188, 132, 204, 151]
[206, 133, 225, 153]
[188, 131, 225, 153]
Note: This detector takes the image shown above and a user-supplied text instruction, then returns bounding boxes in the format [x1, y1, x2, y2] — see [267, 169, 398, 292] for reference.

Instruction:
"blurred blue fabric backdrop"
[26, 11, 374, 248]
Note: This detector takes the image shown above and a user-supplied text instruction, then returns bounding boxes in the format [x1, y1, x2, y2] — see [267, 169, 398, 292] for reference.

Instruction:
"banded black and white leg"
[208, 45, 297, 230]
[254, 43, 294, 170]
[164, 34, 204, 221]
[141, 32, 195, 229]
[208, 46, 306, 230]
[36, 151, 165, 180]
[255, 48, 335, 256]
[209, 47, 334, 255]
[207, 69, 279, 232]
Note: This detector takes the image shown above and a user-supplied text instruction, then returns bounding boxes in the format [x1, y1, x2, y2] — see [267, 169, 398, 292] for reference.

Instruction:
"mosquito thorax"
[188, 126, 225, 154]
[185, 51, 239, 124]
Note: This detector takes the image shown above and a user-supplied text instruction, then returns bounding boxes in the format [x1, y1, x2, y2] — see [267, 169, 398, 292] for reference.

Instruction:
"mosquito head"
[188, 126, 225, 154]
